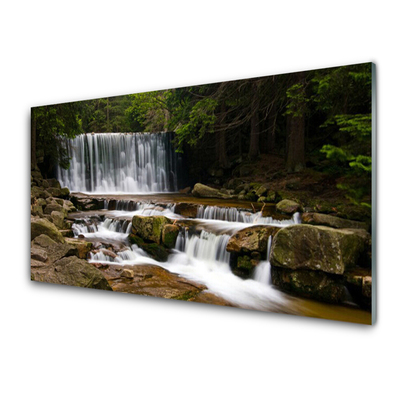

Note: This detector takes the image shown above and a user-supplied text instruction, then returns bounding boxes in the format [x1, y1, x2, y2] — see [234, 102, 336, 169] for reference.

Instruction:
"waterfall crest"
[57, 132, 180, 193]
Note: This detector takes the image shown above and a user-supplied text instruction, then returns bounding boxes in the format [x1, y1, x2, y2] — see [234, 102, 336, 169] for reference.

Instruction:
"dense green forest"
[31, 62, 372, 210]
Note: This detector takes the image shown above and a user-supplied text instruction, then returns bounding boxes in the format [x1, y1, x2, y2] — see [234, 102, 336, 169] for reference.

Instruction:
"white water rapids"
[72, 201, 301, 312]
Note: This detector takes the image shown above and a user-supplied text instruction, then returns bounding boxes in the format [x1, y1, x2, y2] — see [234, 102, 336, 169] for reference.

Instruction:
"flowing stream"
[61, 133, 370, 321]
[71, 200, 300, 312]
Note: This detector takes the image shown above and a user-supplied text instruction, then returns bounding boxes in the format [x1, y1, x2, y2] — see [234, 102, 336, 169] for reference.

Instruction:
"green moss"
[237, 255, 254, 271]
[141, 243, 169, 262]
[172, 290, 198, 301]
[128, 234, 144, 246]
[162, 225, 179, 249]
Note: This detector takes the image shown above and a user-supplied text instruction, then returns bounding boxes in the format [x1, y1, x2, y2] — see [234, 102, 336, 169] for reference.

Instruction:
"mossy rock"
[276, 199, 302, 214]
[59, 187, 70, 198]
[128, 234, 144, 246]
[162, 224, 180, 249]
[271, 267, 347, 304]
[141, 243, 169, 262]
[132, 215, 172, 244]
[31, 217, 65, 243]
[255, 185, 268, 197]
[46, 178, 61, 189]
[270, 225, 365, 275]
[227, 225, 281, 254]
[50, 210, 65, 229]
[64, 238, 93, 259]
[31, 256, 112, 291]
[302, 212, 368, 231]
[237, 255, 257, 271]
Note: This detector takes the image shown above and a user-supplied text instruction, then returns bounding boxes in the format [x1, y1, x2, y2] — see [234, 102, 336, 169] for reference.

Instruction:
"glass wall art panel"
[30, 62, 376, 324]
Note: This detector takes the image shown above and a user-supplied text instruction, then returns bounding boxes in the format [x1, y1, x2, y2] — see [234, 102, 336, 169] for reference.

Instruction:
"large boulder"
[174, 203, 198, 218]
[64, 238, 93, 259]
[276, 199, 302, 214]
[270, 225, 365, 275]
[50, 210, 65, 229]
[302, 213, 368, 231]
[31, 217, 65, 243]
[226, 225, 281, 254]
[44, 202, 65, 216]
[45, 178, 61, 189]
[131, 215, 172, 244]
[31, 256, 112, 291]
[271, 267, 347, 303]
[255, 185, 268, 197]
[31, 234, 77, 264]
[192, 183, 232, 199]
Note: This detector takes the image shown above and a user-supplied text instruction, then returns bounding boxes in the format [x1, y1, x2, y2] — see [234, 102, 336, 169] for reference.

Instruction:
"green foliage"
[32, 102, 83, 170]
[285, 82, 308, 117]
[313, 63, 372, 207]
[126, 91, 170, 132]
[175, 98, 218, 151]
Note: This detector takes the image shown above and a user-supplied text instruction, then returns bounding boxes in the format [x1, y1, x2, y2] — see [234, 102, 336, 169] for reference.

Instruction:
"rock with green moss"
[192, 183, 234, 199]
[31, 256, 112, 290]
[31, 217, 65, 243]
[141, 243, 169, 262]
[44, 202, 66, 216]
[266, 190, 279, 203]
[226, 225, 281, 254]
[64, 238, 93, 259]
[276, 199, 302, 214]
[271, 267, 347, 303]
[255, 185, 268, 197]
[31, 203, 44, 217]
[237, 255, 257, 271]
[162, 224, 180, 248]
[59, 187, 70, 198]
[270, 225, 365, 275]
[31, 186, 49, 200]
[128, 234, 144, 246]
[131, 215, 172, 244]
[50, 210, 65, 229]
[46, 178, 61, 189]
[302, 212, 368, 230]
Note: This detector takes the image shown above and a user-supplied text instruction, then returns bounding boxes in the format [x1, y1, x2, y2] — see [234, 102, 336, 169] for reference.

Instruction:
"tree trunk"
[286, 72, 306, 172]
[286, 113, 305, 172]
[217, 102, 229, 168]
[31, 111, 37, 167]
[218, 129, 229, 168]
[248, 81, 260, 158]
[266, 102, 277, 153]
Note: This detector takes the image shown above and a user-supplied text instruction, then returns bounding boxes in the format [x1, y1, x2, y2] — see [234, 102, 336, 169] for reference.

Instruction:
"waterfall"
[57, 132, 180, 193]
[253, 235, 273, 285]
[197, 205, 301, 226]
[179, 230, 231, 265]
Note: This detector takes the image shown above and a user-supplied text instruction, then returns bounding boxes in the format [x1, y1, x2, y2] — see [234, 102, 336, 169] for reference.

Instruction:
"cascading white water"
[180, 230, 231, 265]
[197, 205, 301, 226]
[57, 132, 180, 193]
[253, 235, 273, 285]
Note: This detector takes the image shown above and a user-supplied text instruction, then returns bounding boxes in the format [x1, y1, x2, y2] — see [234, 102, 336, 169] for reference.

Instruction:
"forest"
[31, 62, 372, 216]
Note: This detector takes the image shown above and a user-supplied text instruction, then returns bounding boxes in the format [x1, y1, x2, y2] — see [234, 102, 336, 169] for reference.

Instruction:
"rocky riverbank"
[31, 163, 372, 319]
[30, 166, 231, 305]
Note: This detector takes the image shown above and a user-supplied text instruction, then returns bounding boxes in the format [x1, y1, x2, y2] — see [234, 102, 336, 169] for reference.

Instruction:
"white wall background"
[1, 1, 398, 399]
